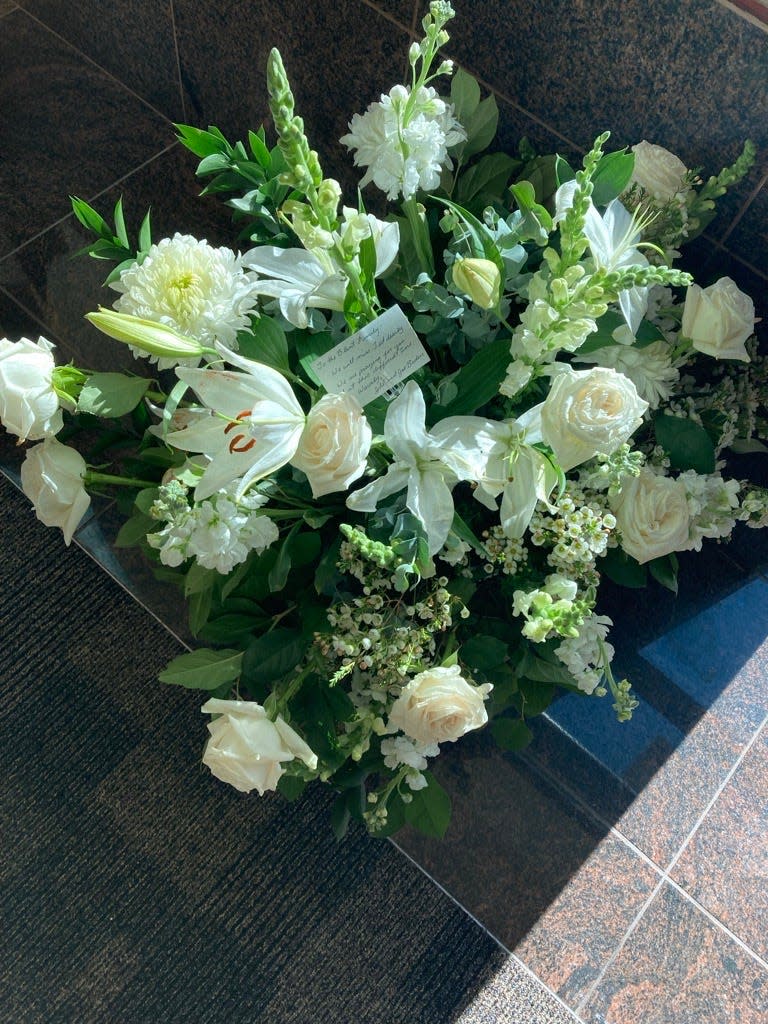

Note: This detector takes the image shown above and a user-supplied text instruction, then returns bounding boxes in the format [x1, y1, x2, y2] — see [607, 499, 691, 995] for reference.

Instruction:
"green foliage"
[655, 413, 716, 474]
[491, 716, 534, 752]
[77, 373, 150, 418]
[70, 195, 152, 282]
[403, 772, 452, 838]
[158, 648, 243, 690]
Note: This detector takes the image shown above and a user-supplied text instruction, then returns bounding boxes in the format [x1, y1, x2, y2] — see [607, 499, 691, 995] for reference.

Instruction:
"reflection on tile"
[670, 725, 768, 960]
[395, 732, 659, 1010]
[74, 501, 193, 647]
[174, 0, 410, 194]
[0, 144, 232, 370]
[580, 882, 768, 1024]
[435, 0, 768, 242]
[0, 10, 170, 256]
[17, 0, 183, 118]
[721, 180, 768, 279]
[0, 286, 53, 345]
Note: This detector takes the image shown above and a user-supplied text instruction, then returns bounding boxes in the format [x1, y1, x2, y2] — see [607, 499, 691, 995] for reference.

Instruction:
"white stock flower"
[164, 343, 305, 501]
[20, 438, 90, 545]
[575, 339, 679, 409]
[555, 614, 614, 694]
[611, 467, 692, 563]
[341, 83, 466, 200]
[532, 366, 648, 472]
[679, 470, 740, 549]
[387, 665, 491, 745]
[346, 381, 475, 555]
[201, 699, 318, 795]
[0, 336, 63, 441]
[682, 277, 756, 362]
[629, 141, 690, 202]
[291, 393, 372, 498]
[112, 234, 259, 367]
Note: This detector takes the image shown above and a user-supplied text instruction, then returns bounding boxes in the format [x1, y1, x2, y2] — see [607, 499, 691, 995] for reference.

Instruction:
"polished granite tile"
[361, 0, 417, 31]
[670, 724, 768, 960]
[0, 144, 232, 371]
[0, 1, 17, 15]
[0, 285, 54, 345]
[579, 881, 768, 1024]
[173, 0, 411, 194]
[677, 233, 768, 322]
[395, 731, 661, 1010]
[16, 0, 183, 119]
[431, 0, 768, 243]
[720, 176, 768, 265]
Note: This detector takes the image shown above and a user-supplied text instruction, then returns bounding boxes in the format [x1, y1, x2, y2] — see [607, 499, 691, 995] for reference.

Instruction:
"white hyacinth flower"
[111, 233, 259, 367]
[341, 84, 466, 201]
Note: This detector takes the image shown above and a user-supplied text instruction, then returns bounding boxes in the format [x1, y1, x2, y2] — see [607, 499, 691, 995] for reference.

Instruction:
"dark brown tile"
[579, 881, 768, 1024]
[395, 732, 660, 1010]
[670, 725, 768, 960]
[423, 0, 768, 244]
[362, 0, 417, 30]
[0, 144, 232, 371]
[16, 0, 183, 118]
[0, 1, 17, 15]
[174, 0, 412, 194]
[0, 10, 171, 257]
[721, 175, 768, 267]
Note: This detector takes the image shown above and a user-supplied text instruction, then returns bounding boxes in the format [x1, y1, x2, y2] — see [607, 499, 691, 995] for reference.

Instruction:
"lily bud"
[85, 309, 205, 359]
[452, 257, 501, 310]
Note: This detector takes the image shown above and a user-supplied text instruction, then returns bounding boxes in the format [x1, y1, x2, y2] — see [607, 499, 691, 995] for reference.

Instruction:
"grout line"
[358, 0, 419, 34]
[0, 284, 62, 343]
[409, 0, 420, 35]
[168, 0, 188, 124]
[0, 142, 178, 268]
[719, 164, 768, 245]
[12, 5, 177, 126]
[716, 0, 768, 32]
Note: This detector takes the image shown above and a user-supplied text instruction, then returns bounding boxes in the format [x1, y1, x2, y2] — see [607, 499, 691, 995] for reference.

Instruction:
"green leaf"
[138, 208, 152, 253]
[454, 152, 518, 208]
[430, 336, 510, 418]
[197, 152, 232, 175]
[77, 373, 150, 418]
[315, 535, 342, 596]
[600, 546, 648, 588]
[648, 552, 679, 594]
[462, 94, 500, 159]
[174, 123, 228, 158]
[403, 772, 452, 838]
[517, 647, 577, 686]
[450, 67, 481, 122]
[158, 648, 243, 690]
[236, 317, 290, 374]
[114, 512, 155, 548]
[268, 522, 299, 593]
[517, 679, 557, 716]
[555, 155, 576, 186]
[70, 196, 110, 237]
[294, 331, 336, 386]
[240, 629, 308, 695]
[591, 150, 635, 207]
[198, 613, 265, 645]
[655, 413, 716, 474]
[509, 180, 553, 243]
[461, 634, 508, 672]
[278, 774, 307, 803]
[491, 717, 534, 752]
[113, 197, 129, 248]
[248, 128, 271, 167]
[189, 586, 214, 636]
[184, 562, 215, 597]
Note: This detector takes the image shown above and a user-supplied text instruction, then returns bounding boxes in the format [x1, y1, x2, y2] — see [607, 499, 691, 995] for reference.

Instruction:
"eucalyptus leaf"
[77, 373, 150, 418]
[158, 648, 243, 690]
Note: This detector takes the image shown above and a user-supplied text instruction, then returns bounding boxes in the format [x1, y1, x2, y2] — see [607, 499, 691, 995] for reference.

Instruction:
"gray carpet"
[0, 471, 579, 1024]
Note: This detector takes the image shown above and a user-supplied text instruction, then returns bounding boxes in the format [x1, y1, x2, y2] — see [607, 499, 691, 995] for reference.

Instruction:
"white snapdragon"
[112, 234, 259, 367]
[555, 614, 615, 694]
[341, 84, 465, 201]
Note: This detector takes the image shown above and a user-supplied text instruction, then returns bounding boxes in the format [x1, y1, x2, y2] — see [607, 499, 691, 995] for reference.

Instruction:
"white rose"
[291, 392, 372, 498]
[201, 699, 318, 795]
[20, 438, 90, 545]
[681, 277, 756, 362]
[0, 336, 63, 441]
[387, 665, 491, 745]
[611, 468, 691, 564]
[539, 367, 648, 471]
[629, 141, 689, 202]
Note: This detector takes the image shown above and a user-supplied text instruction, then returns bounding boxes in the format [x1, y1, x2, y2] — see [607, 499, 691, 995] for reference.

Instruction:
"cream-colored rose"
[681, 277, 756, 362]
[611, 467, 692, 564]
[539, 367, 648, 471]
[201, 699, 318, 795]
[291, 392, 372, 498]
[629, 141, 689, 202]
[20, 438, 90, 545]
[387, 665, 491, 745]
[0, 336, 63, 441]
[452, 257, 501, 310]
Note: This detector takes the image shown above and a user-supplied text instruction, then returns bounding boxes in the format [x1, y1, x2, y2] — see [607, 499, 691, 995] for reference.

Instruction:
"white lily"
[346, 381, 473, 555]
[243, 214, 399, 329]
[431, 415, 558, 538]
[164, 342, 305, 500]
[554, 181, 651, 333]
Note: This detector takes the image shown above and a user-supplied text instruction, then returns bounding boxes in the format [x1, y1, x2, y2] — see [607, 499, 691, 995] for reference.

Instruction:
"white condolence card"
[311, 305, 429, 407]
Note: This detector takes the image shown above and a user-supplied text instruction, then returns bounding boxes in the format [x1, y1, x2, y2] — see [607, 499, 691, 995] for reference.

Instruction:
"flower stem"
[85, 471, 157, 489]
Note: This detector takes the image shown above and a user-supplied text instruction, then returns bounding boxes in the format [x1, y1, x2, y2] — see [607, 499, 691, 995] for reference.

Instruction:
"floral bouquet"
[2, 2, 766, 839]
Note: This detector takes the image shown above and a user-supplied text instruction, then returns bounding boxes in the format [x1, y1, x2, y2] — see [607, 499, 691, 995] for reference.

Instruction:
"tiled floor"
[1, 3, 767, 1022]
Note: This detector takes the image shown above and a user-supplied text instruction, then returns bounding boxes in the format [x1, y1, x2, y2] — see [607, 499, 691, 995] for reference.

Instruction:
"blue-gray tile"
[16, 0, 183, 119]
[0, 10, 171, 257]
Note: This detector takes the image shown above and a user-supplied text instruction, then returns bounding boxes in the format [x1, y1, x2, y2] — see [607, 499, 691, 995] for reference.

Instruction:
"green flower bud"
[452, 257, 501, 310]
[85, 309, 205, 359]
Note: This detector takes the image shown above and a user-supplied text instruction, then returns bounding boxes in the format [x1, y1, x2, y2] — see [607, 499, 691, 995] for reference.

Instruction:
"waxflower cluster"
[1, 1, 764, 841]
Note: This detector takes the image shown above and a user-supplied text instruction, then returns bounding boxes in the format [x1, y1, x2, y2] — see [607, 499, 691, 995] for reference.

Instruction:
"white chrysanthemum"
[555, 614, 614, 695]
[341, 84, 466, 201]
[111, 233, 259, 368]
[576, 340, 679, 409]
